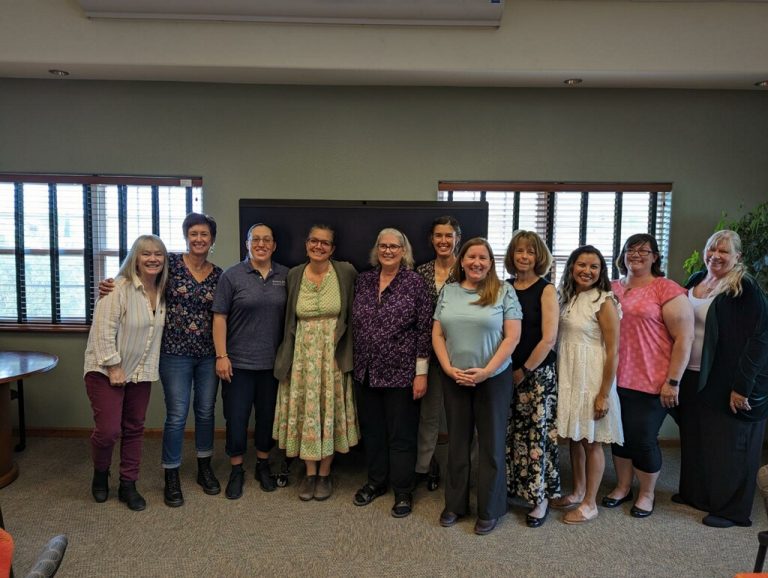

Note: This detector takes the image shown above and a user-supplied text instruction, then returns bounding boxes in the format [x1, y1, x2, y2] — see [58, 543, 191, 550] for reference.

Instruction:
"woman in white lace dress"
[553, 246, 623, 524]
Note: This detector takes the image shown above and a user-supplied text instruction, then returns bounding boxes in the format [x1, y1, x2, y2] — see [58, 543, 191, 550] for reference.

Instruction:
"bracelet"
[216, 353, 228, 359]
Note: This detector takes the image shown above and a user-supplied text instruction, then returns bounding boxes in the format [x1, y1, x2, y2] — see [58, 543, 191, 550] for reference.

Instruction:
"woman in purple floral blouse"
[351, 228, 433, 519]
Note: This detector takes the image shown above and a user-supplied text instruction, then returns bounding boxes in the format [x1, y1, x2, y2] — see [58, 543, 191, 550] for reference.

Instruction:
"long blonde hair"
[703, 230, 746, 297]
[117, 234, 169, 295]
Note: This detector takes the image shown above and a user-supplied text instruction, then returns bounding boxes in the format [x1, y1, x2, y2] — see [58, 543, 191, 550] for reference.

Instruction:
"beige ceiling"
[1, 0, 767, 89]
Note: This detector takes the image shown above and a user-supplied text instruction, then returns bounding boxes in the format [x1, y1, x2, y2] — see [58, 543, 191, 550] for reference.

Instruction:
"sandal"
[551, 495, 582, 511]
[353, 483, 387, 507]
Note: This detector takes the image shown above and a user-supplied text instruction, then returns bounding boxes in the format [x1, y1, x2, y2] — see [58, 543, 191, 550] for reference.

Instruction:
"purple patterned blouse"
[352, 266, 432, 388]
[161, 252, 222, 358]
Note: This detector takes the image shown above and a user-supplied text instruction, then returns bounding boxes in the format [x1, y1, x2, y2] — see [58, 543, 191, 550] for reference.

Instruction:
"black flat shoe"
[702, 514, 751, 528]
[439, 509, 461, 527]
[352, 483, 387, 507]
[526, 504, 550, 528]
[671, 493, 686, 505]
[630, 499, 655, 518]
[601, 491, 633, 508]
[391, 494, 413, 518]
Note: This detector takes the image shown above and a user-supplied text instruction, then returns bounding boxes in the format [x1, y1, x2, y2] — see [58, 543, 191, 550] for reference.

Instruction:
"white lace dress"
[556, 289, 624, 444]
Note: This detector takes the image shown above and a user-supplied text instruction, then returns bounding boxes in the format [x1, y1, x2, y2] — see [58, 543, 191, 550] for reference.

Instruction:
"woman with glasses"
[602, 233, 693, 518]
[212, 223, 288, 499]
[433, 238, 522, 535]
[351, 228, 432, 518]
[414, 216, 462, 492]
[273, 225, 359, 502]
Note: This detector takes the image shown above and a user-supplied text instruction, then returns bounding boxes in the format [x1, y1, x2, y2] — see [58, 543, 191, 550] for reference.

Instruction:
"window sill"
[0, 323, 90, 333]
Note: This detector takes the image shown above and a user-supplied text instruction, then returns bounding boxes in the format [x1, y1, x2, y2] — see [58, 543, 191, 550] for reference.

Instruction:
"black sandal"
[353, 483, 386, 507]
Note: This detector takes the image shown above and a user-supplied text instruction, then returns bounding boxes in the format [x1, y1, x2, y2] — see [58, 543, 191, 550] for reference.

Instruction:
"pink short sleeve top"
[611, 276, 687, 395]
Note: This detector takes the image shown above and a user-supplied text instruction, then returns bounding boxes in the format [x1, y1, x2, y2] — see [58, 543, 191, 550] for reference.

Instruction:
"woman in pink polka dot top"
[601, 233, 693, 519]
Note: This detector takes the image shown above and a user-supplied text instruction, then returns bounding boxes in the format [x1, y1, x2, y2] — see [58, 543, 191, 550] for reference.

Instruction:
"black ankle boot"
[118, 479, 146, 511]
[91, 468, 110, 503]
[196, 457, 221, 495]
[275, 457, 293, 488]
[225, 464, 245, 500]
[255, 458, 276, 492]
[164, 467, 184, 507]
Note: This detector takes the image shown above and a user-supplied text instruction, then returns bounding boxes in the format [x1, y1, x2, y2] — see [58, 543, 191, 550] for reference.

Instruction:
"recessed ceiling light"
[755, 80, 768, 88]
[48, 69, 70, 77]
[563, 78, 583, 86]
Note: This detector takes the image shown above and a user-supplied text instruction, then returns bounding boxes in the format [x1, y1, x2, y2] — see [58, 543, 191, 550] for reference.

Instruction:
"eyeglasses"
[307, 238, 332, 248]
[378, 243, 402, 252]
[626, 249, 653, 257]
[249, 236, 274, 245]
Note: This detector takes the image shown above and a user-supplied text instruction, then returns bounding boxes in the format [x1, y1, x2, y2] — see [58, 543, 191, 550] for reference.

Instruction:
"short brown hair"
[504, 230, 553, 277]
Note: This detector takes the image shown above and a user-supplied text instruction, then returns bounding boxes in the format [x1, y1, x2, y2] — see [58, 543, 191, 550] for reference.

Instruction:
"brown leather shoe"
[298, 475, 316, 501]
[313, 476, 333, 501]
[474, 517, 498, 535]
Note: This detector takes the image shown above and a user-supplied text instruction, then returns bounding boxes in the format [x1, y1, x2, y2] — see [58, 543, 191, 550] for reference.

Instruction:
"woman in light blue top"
[432, 237, 522, 536]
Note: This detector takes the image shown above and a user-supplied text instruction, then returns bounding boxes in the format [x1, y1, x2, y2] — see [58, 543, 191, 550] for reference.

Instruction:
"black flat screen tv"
[238, 199, 488, 271]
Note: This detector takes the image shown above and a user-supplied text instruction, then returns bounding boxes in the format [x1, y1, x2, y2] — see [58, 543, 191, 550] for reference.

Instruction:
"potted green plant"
[683, 202, 768, 292]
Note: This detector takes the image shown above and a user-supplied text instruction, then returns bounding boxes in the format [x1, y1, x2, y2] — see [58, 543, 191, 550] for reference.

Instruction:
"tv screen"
[239, 199, 489, 271]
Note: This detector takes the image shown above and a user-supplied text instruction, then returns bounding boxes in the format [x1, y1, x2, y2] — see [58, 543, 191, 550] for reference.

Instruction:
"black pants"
[355, 379, 420, 495]
[222, 368, 278, 457]
[443, 366, 513, 520]
[611, 387, 668, 474]
[677, 370, 765, 524]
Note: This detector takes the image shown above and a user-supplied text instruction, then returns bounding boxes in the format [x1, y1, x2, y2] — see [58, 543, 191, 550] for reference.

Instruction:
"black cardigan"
[686, 271, 768, 421]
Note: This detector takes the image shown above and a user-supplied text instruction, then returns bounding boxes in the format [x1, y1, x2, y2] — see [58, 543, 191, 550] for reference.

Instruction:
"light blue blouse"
[434, 282, 522, 377]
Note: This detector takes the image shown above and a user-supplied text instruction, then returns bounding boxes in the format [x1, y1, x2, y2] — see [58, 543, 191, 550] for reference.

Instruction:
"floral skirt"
[506, 361, 561, 505]
[272, 316, 359, 461]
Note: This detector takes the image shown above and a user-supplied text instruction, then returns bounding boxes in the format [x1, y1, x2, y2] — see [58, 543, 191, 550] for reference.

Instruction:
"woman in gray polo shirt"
[212, 223, 288, 500]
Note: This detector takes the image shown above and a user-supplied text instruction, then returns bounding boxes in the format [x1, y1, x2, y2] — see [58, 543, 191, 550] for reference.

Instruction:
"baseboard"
[18, 427, 682, 446]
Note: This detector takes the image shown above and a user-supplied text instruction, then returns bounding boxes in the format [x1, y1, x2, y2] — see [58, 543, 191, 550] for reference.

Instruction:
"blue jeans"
[159, 354, 219, 469]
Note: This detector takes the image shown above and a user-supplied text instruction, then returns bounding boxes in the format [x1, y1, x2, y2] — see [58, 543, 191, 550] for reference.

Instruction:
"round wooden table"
[0, 351, 58, 488]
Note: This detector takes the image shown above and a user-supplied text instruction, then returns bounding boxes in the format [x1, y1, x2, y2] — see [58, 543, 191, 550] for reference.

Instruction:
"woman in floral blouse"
[100, 213, 222, 507]
[351, 228, 432, 519]
[414, 215, 461, 492]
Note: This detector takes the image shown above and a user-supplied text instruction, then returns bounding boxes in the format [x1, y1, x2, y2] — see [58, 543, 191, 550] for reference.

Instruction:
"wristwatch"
[666, 378, 679, 387]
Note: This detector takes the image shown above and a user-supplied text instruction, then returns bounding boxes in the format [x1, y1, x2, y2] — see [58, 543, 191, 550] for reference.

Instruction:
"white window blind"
[0, 175, 203, 328]
[439, 182, 673, 283]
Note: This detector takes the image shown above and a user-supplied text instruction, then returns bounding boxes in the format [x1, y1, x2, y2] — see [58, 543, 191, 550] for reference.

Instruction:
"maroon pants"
[85, 372, 151, 481]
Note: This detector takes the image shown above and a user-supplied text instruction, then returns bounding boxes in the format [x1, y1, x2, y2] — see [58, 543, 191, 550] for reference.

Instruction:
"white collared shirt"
[84, 277, 166, 383]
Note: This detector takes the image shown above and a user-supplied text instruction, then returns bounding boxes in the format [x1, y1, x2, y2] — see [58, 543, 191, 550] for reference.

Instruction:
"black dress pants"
[355, 378, 420, 496]
[443, 366, 513, 520]
[678, 370, 766, 525]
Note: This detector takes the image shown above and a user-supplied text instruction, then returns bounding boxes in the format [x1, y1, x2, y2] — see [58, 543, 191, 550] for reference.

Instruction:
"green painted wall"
[1, 79, 767, 436]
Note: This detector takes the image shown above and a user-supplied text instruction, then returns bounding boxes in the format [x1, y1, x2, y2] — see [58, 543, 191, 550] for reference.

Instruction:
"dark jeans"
[85, 371, 151, 482]
[443, 365, 513, 520]
[355, 378, 420, 495]
[222, 368, 278, 457]
[611, 387, 668, 474]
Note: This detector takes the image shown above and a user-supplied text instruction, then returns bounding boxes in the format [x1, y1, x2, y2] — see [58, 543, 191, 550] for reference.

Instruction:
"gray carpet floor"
[1, 437, 764, 577]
